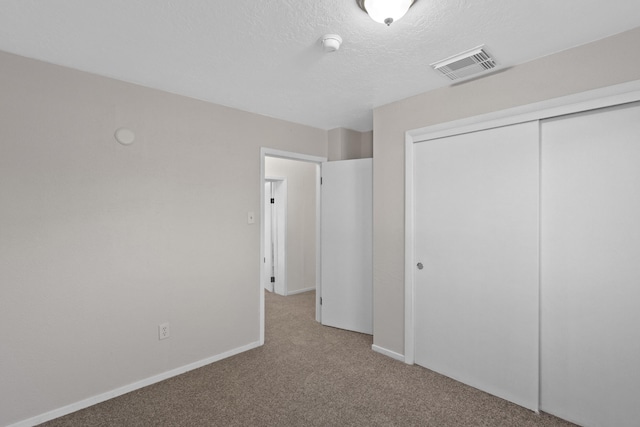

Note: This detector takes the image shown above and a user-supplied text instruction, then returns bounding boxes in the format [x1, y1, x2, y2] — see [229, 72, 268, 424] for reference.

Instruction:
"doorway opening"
[259, 148, 326, 345]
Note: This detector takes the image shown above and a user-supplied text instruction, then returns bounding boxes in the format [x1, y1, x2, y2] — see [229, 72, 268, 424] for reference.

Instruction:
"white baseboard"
[372, 344, 406, 363]
[286, 286, 315, 296]
[10, 340, 262, 427]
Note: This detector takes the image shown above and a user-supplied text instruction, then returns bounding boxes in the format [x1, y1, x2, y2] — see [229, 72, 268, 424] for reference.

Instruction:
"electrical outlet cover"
[158, 322, 170, 340]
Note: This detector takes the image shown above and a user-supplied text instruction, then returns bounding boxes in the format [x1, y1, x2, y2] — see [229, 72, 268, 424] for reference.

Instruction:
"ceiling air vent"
[431, 46, 497, 81]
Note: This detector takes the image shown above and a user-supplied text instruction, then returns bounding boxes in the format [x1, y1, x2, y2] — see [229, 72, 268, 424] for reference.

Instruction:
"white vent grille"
[431, 46, 497, 81]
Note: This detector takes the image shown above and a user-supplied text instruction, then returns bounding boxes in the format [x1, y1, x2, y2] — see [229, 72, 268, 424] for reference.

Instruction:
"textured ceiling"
[0, 0, 639, 131]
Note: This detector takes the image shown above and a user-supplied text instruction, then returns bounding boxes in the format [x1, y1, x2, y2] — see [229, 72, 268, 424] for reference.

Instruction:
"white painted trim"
[262, 148, 326, 164]
[409, 80, 640, 143]
[404, 133, 415, 365]
[260, 148, 327, 344]
[287, 286, 316, 296]
[315, 162, 322, 323]
[404, 79, 640, 366]
[372, 344, 406, 363]
[9, 341, 261, 427]
[260, 151, 266, 344]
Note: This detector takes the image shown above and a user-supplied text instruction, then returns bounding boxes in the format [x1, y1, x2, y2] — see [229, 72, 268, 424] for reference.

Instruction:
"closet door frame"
[404, 80, 640, 366]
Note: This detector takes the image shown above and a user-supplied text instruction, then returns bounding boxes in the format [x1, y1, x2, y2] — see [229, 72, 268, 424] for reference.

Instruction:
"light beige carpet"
[41, 291, 576, 426]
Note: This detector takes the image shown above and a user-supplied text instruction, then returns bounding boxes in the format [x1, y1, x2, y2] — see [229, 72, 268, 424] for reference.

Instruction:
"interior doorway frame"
[259, 148, 327, 345]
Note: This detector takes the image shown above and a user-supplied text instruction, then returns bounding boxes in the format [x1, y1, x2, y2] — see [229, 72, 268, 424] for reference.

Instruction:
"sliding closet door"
[413, 122, 539, 410]
[541, 102, 640, 426]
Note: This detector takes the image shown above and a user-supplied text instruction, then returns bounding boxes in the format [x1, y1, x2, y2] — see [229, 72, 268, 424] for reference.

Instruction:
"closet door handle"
[416, 262, 424, 270]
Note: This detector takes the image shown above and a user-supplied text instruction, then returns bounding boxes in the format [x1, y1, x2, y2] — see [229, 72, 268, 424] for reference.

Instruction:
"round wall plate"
[114, 128, 135, 145]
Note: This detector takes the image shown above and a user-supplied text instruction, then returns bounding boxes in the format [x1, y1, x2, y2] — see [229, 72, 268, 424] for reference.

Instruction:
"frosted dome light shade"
[364, 0, 412, 25]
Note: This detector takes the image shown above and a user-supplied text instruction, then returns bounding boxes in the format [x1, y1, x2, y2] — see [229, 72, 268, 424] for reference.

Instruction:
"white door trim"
[404, 79, 640, 365]
[260, 148, 327, 345]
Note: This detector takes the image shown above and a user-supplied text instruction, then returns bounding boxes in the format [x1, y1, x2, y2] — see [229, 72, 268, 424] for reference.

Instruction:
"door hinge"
[320, 297, 323, 305]
[271, 276, 275, 283]
[320, 177, 323, 185]
[270, 198, 275, 204]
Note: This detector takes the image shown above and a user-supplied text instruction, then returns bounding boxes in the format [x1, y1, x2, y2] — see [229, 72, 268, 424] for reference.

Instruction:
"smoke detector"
[321, 34, 343, 53]
[431, 46, 497, 81]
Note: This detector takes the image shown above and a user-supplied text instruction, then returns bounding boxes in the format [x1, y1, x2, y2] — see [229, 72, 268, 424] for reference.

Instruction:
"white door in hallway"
[264, 179, 286, 295]
[540, 102, 640, 427]
[321, 158, 372, 335]
[264, 182, 275, 292]
[413, 122, 540, 410]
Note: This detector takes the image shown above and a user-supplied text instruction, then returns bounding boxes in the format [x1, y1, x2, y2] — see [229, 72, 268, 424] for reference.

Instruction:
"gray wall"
[328, 127, 373, 161]
[265, 157, 317, 294]
[0, 50, 326, 426]
[372, 27, 640, 356]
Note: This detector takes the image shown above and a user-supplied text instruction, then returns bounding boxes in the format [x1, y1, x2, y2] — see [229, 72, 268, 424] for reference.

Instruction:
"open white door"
[321, 158, 372, 335]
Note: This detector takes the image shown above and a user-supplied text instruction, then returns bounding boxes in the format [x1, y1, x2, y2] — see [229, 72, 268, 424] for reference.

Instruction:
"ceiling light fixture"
[356, 0, 416, 26]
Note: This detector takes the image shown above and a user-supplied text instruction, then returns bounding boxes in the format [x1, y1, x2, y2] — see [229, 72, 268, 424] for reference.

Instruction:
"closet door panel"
[541, 102, 640, 427]
[414, 121, 540, 410]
